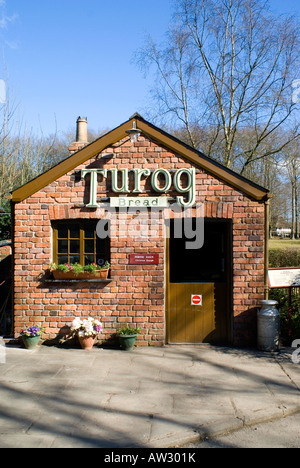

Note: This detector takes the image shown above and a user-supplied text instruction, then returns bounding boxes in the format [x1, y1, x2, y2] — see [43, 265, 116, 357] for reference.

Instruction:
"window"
[52, 220, 110, 266]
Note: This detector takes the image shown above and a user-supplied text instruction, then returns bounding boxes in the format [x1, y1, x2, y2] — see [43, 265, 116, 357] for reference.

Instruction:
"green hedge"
[269, 248, 300, 268]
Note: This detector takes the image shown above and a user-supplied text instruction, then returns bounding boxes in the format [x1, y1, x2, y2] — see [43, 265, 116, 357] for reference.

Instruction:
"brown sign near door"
[129, 254, 159, 265]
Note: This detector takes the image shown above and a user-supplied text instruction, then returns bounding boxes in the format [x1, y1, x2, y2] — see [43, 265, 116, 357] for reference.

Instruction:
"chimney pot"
[68, 116, 88, 154]
[76, 116, 88, 143]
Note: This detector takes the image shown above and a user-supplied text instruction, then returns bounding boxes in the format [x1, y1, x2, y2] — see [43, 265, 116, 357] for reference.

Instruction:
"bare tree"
[0, 75, 18, 203]
[137, 0, 299, 172]
[283, 135, 300, 238]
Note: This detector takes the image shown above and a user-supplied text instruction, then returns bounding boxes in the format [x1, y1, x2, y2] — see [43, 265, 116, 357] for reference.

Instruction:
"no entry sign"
[191, 295, 202, 306]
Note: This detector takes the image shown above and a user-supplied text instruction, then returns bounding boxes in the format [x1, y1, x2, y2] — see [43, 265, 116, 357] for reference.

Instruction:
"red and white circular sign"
[191, 295, 202, 306]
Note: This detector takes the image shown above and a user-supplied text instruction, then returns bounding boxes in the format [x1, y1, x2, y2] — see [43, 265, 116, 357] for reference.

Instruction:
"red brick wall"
[13, 135, 265, 346]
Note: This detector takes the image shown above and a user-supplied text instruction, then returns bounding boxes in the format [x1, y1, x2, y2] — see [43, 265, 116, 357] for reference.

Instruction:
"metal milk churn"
[257, 300, 280, 352]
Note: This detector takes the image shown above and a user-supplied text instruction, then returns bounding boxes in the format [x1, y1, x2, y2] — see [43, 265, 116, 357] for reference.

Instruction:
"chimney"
[68, 116, 88, 154]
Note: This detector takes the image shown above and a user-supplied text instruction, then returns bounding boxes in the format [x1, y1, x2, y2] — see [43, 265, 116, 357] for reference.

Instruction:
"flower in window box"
[48, 262, 110, 280]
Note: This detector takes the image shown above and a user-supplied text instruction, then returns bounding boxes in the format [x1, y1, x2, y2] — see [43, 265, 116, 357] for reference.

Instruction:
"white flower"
[71, 316, 103, 337]
[83, 319, 94, 335]
[71, 318, 82, 331]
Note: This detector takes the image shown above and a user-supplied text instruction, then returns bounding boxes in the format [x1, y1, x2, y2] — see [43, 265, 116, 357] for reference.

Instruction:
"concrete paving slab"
[173, 393, 235, 415]
[0, 343, 299, 448]
[108, 393, 174, 414]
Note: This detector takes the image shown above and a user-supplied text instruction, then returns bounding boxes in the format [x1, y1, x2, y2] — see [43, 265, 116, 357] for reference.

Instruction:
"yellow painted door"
[167, 282, 228, 343]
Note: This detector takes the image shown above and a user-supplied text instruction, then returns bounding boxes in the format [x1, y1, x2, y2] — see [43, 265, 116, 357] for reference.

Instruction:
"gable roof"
[10, 113, 270, 203]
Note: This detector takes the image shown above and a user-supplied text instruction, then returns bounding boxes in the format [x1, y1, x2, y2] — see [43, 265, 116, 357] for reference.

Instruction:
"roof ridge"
[10, 115, 270, 202]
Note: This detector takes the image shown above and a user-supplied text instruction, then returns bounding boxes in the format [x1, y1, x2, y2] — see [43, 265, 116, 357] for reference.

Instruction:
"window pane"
[57, 255, 68, 265]
[85, 255, 95, 265]
[85, 239, 95, 253]
[70, 240, 80, 253]
[96, 255, 106, 267]
[84, 226, 95, 239]
[58, 240, 68, 254]
[69, 255, 80, 264]
[96, 238, 106, 255]
[57, 227, 68, 239]
[70, 225, 80, 238]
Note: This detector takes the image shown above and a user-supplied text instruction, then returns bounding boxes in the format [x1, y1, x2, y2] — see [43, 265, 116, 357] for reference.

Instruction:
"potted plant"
[49, 261, 110, 280]
[117, 324, 141, 351]
[70, 317, 103, 350]
[20, 325, 45, 349]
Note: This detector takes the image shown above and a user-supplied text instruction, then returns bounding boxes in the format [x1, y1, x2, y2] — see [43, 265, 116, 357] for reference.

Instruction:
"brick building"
[10, 114, 270, 347]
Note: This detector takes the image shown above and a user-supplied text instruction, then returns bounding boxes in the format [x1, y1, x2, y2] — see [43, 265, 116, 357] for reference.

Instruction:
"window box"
[52, 269, 109, 281]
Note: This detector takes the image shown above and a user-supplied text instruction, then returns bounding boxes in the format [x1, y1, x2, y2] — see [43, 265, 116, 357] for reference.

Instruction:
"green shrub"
[269, 288, 300, 345]
[117, 325, 141, 336]
[269, 248, 300, 268]
[0, 200, 11, 241]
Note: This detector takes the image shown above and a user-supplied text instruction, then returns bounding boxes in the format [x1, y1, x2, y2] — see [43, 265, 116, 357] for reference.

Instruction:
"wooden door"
[166, 219, 231, 344]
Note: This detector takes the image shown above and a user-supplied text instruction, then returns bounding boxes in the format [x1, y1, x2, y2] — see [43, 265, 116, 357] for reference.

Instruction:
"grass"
[269, 239, 300, 250]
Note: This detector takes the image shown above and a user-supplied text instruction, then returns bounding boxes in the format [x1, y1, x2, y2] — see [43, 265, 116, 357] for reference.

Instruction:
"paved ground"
[185, 411, 300, 448]
[0, 341, 299, 448]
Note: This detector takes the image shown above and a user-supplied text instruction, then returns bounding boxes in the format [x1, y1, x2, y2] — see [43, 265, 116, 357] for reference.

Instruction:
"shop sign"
[81, 168, 195, 208]
[110, 196, 169, 208]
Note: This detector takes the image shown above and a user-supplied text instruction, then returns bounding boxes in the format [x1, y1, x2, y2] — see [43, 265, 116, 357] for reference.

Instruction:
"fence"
[269, 287, 300, 344]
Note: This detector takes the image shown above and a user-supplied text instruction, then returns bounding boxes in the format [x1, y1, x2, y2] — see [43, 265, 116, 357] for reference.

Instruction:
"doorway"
[166, 218, 232, 344]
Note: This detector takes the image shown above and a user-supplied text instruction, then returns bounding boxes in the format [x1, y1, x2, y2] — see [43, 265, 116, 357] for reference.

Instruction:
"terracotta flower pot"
[78, 335, 96, 350]
[98, 269, 109, 280]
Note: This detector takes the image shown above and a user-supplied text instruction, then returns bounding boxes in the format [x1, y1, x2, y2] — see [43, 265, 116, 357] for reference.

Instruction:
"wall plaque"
[129, 254, 159, 265]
